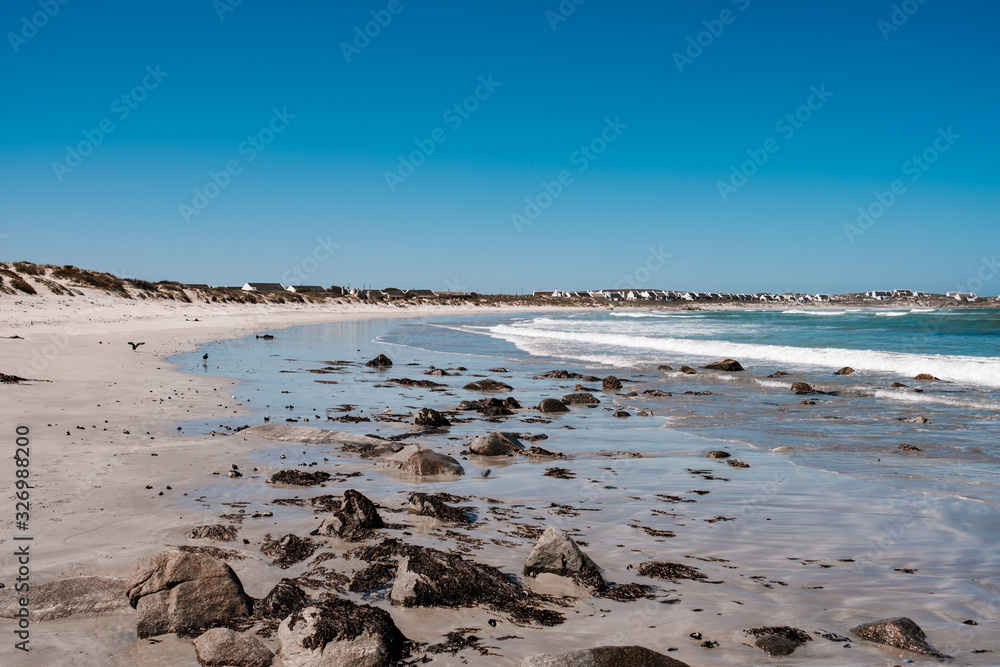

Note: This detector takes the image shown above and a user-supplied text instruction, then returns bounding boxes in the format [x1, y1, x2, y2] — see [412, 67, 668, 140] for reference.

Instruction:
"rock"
[278, 598, 408, 667]
[479, 397, 515, 416]
[193, 627, 274, 667]
[537, 370, 601, 382]
[267, 469, 332, 486]
[561, 392, 600, 405]
[657, 365, 673, 371]
[522, 646, 691, 667]
[678, 366, 696, 374]
[702, 359, 744, 371]
[127, 551, 253, 638]
[469, 432, 524, 456]
[754, 634, 799, 657]
[850, 616, 950, 658]
[189, 525, 239, 542]
[769, 370, 790, 377]
[914, 373, 939, 381]
[260, 534, 318, 568]
[790, 382, 816, 395]
[898, 443, 922, 452]
[255, 578, 307, 621]
[898, 415, 930, 424]
[612, 410, 630, 418]
[538, 398, 570, 413]
[407, 492, 472, 524]
[464, 379, 513, 392]
[891, 382, 908, 388]
[835, 366, 855, 375]
[411, 407, 451, 428]
[381, 445, 464, 477]
[313, 489, 385, 541]
[602, 376, 622, 390]
[706, 450, 730, 459]
[424, 368, 455, 376]
[523, 527, 604, 588]
[365, 354, 393, 368]
[488, 367, 508, 373]
[0, 576, 128, 621]
[643, 389, 671, 397]
[458, 400, 482, 411]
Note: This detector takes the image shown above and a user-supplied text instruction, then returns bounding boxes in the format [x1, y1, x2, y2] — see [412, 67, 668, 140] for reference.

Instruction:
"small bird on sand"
[127, 342, 145, 351]
[203, 353, 209, 360]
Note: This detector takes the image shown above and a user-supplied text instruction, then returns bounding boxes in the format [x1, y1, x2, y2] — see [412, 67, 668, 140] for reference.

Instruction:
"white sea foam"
[875, 311, 909, 317]
[782, 310, 847, 316]
[485, 324, 1000, 389]
[873, 389, 1000, 412]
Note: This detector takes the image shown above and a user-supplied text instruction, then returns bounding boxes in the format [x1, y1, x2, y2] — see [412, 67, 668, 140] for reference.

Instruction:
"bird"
[203, 353, 209, 360]
[127, 342, 145, 351]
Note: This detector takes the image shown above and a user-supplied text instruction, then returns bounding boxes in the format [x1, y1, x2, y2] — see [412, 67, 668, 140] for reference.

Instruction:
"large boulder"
[850, 617, 950, 658]
[411, 407, 451, 428]
[464, 379, 513, 392]
[522, 646, 690, 666]
[561, 393, 600, 405]
[702, 359, 744, 371]
[602, 376, 622, 390]
[0, 576, 128, 621]
[381, 445, 464, 477]
[278, 598, 408, 667]
[523, 527, 604, 588]
[312, 489, 385, 541]
[407, 492, 473, 524]
[193, 627, 274, 667]
[537, 398, 570, 413]
[126, 551, 253, 638]
[365, 354, 393, 368]
[469, 432, 524, 456]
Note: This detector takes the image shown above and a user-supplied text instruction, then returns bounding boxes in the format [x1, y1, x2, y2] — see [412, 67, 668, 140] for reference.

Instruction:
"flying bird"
[127, 342, 145, 351]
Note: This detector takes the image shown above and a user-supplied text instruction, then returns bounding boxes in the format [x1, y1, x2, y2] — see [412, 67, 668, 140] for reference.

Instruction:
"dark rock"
[458, 400, 482, 411]
[487, 367, 508, 373]
[411, 407, 451, 428]
[193, 627, 274, 667]
[727, 459, 750, 468]
[189, 525, 239, 542]
[755, 634, 799, 656]
[769, 370, 790, 377]
[642, 389, 671, 397]
[706, 450, 730, 459]
[523, 527, 604, 588]
[657, 365, 673, 371]
[898, 443, 922, 452]
[678, 366, 696, 374]
[469, 432, 524, 456]
[127, 551, 253, 638]
[537, 370, 601, 382]
[504, 397, 521, 409]
[538, 398, 570, 413]
[348, 562, 397, 592]
[791, 382, 816, 395]
[561, 392, 600, 405]
[312, 489, 384, 541]
[407, 492, 473, 524]
[522, 646, 691, 666]
[479, 397, 515, 416]
[702, 359, 744, 372]
[464, 379, 513, 392]
[255, 578, 307, 621]
[602, 376, 623, 390]
[260, 534, 318, 568]
[278, 598, 409, 667]
[389, 377, 445, 388]
[637, 562, 706, 581]
[835, 366, 855, 375]
[891, 382, 908, 388]
[365, 354, 393, 368]
[850, 616, 950, 658]
[267, 469, 331, 486]
[914, 373, 940, 381]
[424, 368, 455, 376]
[612, 410, 631, 418]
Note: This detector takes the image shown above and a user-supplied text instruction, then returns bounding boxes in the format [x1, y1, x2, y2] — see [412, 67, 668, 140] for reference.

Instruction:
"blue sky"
[1, 0, 998, 294]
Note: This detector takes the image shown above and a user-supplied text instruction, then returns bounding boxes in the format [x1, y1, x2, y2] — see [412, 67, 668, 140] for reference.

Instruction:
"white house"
[814, 294, 832, 302]
[242, 282, 286, 292]
[893, 289, 914, 297]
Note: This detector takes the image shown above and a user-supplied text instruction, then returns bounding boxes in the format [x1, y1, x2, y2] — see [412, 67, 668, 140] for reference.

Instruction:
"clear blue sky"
[1, 0, 998, 294]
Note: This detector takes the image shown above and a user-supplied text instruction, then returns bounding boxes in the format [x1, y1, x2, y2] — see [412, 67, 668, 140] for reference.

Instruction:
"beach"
[1, 287, 999, 666]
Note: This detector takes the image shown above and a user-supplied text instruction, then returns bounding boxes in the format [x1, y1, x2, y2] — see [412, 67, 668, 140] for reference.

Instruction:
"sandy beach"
[2, 283, 999, 666]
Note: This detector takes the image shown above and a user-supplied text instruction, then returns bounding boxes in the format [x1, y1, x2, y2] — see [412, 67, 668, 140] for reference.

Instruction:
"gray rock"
[706, 450, 730, 459]
[602, 376, 623, 390]
[523, 527, 604, 588]
[561, 392, 600, 405]
[127, 551, 253, 638]
[313, 489, 385, 541]
[194, 627, 274, 667]
[463, 379, 513, 392]
[469, 432, 524, 456]
[755, 634, 799, 656]
[381, 445, 464, 477]
[850, 616, 951, 658]
[522, 645, 691, 666]
[411, 407, 451, 428]
[702, 359, 744, 371]
[538, 398, 570, 413]
[278, 599, 408, 667]
[0, 576, 128, 621]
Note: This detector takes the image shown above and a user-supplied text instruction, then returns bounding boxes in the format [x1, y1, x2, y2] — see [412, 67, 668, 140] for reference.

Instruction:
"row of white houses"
[533, 290, 834, 303]
[220, 284, 459, 298]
